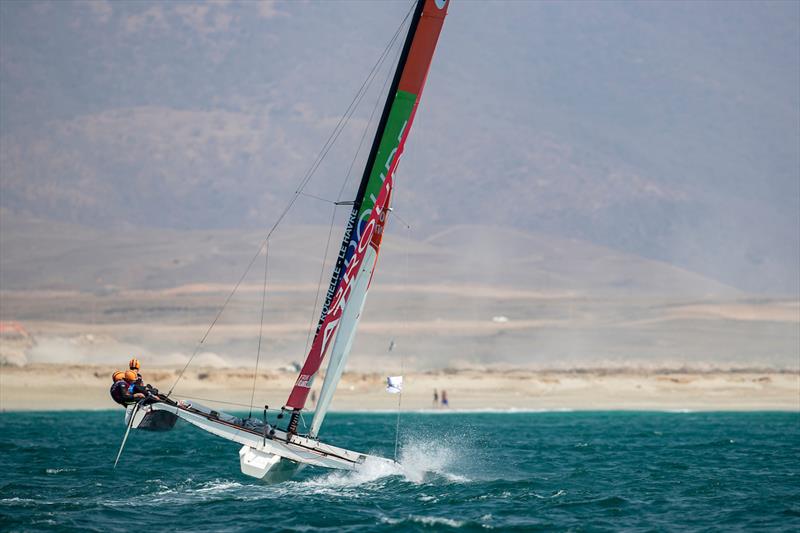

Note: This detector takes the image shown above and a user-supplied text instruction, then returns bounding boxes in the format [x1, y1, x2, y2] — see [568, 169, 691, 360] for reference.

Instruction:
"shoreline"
[2, 408, 798, 414]
[1, 364, 797, 412]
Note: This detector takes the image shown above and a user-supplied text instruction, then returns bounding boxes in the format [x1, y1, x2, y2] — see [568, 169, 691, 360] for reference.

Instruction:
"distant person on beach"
[441, 389, 448, 407]
[433, 389, 439, 407]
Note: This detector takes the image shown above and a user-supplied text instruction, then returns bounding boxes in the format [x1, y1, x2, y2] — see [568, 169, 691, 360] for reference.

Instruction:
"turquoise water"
[1, 411, 799, 531]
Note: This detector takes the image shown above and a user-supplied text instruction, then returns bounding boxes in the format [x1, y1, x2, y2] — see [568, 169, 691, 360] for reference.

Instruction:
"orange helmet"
[112, 371, 125, 382]
[129, 358, 140, 370]
[124, 370, 137, 382]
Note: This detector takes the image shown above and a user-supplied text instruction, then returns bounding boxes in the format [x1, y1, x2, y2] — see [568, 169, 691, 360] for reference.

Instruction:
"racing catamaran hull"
[139, 401, 393, 480]
[125, 403, 178, 431]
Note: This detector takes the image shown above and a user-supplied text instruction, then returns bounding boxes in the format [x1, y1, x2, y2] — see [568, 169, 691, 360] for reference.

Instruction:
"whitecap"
[410, 515, 465, 528]
[1, 498, 38, 507]
[297, 456, 402, 491]
[195, 480, 244, 493]
[532, 489, 566, 499]
[380, 515, 466, 528]
[45, 467, 76, 474]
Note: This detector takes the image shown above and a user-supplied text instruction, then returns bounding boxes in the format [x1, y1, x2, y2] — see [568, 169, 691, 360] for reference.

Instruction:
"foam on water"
[380, 514, 469, 528]
[396, 436, 467, 483]
[288, 433, 469, 492]
[45, 467, 76, 474]
[194, 479, 244, 493]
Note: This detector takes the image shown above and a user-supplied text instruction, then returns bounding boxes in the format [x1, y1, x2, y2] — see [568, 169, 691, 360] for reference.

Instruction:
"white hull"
[125, 402, 178, 431]
[239, 445, 304, 483]
[142, 401, 392, 481]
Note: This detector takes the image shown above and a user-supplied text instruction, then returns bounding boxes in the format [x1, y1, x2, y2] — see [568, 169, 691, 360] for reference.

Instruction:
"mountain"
[0, 212, 737, 297]
[8, 215, 799, 370]
[1, 0, 798, 294]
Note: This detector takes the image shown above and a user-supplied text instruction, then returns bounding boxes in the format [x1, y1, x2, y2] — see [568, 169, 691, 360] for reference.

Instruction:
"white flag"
[386, 375, 403, 394]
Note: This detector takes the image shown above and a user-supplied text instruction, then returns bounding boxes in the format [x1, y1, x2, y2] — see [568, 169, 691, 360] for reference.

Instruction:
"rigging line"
[166, 5, 414, 397]
[393, 167, 412, 463]
[249, 241, 270, 418]
[301, 16, 409, 358]
[394, 384, 402, 462]
[173, 394, 282, 410]
[287, 0, 414, 207]
[297, 0, 415, 196]
[389, 210, 412, 230]
[166, 237, 268, 396]
[298, 191, 335, 204]
[335, 22, 406, 204]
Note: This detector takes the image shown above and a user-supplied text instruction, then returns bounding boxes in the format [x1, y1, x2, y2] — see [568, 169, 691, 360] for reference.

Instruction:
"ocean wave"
[380, 514, 468, 528]
[194, 479, 244, 493]
[0, 497, 38, 506]
[532, 489, 566, 499]
[410, 515, 468, 528]
[45, 467, 76, 474]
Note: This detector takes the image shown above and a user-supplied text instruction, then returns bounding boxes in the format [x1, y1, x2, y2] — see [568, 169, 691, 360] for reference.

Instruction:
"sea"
[1, 411, 798, 532]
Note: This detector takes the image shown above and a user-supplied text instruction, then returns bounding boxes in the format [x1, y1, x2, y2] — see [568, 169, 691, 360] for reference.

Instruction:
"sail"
[286, 0, 449, 415]
[309, 192, 390, 436]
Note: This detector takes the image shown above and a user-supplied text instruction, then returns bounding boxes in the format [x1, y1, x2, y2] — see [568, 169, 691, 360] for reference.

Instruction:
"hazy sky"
[1, 0, 798, 294]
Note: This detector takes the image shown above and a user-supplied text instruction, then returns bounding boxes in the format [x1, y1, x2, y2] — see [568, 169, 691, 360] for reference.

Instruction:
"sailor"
[129, 358, 143, 384]
[125, 359, 168, 403]
[110, 370, 145, 406]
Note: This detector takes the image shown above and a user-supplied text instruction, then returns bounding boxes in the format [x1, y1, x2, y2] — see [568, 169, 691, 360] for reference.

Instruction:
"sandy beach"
[1, 364, 797, 412]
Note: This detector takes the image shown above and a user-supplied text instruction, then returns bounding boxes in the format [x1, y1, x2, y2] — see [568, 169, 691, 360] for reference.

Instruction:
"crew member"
[110, 370, 145, 406]
[129, 358, 143, 384]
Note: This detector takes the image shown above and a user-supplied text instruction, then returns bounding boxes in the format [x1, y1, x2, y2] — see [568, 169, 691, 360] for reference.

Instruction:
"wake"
[299, 435, 470, 489]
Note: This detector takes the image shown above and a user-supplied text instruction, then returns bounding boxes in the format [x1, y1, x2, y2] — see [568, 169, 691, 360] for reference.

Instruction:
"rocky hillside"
[1, 1, 798, 293]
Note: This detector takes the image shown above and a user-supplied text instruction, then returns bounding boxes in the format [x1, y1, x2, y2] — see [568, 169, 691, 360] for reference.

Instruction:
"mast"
[285, 0, 449, 433]
[318, 0, 426, 338]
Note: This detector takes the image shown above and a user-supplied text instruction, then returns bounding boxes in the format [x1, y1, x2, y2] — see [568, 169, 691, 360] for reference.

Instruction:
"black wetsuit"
[110, 380, 136, 406]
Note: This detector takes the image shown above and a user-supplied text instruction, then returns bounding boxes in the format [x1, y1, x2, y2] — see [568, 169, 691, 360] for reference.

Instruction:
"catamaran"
[120, 0, 449, 483]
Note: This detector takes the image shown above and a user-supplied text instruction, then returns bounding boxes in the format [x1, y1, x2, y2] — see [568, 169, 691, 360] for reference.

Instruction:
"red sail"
[285, 0, 449, 411]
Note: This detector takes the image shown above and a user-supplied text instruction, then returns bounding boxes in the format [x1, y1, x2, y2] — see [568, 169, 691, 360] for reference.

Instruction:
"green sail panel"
[286, 0, 449, 416]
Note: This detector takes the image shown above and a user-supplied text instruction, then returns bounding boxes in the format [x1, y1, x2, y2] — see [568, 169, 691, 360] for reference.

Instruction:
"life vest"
[110, 380, 131, 405]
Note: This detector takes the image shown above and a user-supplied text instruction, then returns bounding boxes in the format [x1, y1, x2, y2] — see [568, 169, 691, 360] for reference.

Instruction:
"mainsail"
[285, 0, 449, 433]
